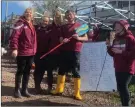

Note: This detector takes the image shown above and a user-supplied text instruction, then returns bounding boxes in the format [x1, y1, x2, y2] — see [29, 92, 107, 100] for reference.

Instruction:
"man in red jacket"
[34, 16, 51, 94]
[106, 20, 135, 106]
[51, 10, 88, 100]
[9, 8, 37, 98]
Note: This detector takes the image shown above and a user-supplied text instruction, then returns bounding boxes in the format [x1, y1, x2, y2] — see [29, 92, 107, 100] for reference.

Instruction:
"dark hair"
[65, 9, 75, 15]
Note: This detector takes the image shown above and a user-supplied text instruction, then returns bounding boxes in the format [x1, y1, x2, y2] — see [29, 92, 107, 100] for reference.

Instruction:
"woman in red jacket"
[9, 8, 37, 98]
[106, 20, 135, 106]
[47, 10, 63, 93]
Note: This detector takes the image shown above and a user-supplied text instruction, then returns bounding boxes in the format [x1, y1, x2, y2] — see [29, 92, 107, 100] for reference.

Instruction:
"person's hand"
[110, 31, 115, 39]
[60, 37, 63, 43]
[72, 34, 79, 40]
[12, 50, 18, 58]
[62, 38, 70, 44]
[112, 48, 122, 54]
[106, 38, 111, 46]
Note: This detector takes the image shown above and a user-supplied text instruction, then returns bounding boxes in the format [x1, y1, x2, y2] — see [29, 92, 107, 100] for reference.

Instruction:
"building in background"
[2, 1, 135, 46]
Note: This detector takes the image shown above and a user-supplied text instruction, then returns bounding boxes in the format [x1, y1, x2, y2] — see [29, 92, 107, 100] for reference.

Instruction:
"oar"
[40, 24, 89, 59]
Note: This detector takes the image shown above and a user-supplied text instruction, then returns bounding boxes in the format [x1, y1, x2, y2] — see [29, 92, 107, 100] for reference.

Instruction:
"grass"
[109, 84, 135, 105]
[129, 84, 135, 96]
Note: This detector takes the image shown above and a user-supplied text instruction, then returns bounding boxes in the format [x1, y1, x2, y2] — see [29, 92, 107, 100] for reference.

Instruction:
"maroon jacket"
[35, 24, 51, 55]
[48, 22, 62, 55]
[9, 17, 37, 56]
[107, 20, 135, 75]
[61, 22, 83, 52]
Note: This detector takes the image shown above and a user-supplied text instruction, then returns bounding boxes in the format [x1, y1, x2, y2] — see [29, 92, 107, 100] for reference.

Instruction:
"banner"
[80, 42, 117, 91]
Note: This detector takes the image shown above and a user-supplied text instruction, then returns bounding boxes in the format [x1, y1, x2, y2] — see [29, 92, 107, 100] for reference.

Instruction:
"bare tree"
[32, 0, 71, 17]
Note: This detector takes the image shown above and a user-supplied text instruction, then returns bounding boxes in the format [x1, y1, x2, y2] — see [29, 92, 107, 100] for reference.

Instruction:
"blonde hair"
[23, 8, 33, 15]
[23, 8, 33, 20]
[53, 9, 63, 25]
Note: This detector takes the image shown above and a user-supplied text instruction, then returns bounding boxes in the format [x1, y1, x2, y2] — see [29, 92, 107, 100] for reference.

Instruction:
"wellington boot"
[74, 78, 82, 100]
[51, 75, 65, 95]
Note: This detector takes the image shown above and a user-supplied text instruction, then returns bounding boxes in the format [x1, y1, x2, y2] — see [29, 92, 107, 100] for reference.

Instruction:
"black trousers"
[115, 72, 133, 106]
[34, 53, 50, 89]
[16, 56, 34, 89]
[58, 51, 80, 78]
[47, 54, 60, 86]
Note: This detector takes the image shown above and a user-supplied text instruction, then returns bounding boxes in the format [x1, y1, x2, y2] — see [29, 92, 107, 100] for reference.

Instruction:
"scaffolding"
[34, 1, 135, 30]
[2, 1, 135, 45]
[68, 1, 135, 29]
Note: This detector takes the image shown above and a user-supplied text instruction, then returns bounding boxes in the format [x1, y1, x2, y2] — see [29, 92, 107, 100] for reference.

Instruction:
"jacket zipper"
[33, 32, 35, 55]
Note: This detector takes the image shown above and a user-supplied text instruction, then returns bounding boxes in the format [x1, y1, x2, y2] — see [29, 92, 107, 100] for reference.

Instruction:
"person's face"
[54, 15, 61, 23]
[42, 17, 49, 26]
[54, 12, 63, 25]
[24, 9, 33, 21]
[55, 11, 61, 19]
[114, 23, 124, 35]
[65, 12, 75, 22]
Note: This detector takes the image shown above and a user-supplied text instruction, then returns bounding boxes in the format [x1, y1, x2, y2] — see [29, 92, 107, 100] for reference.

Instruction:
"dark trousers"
[59, 51, 80, 78]
[16, 56, 34, 90]
[115, 72, 133, 106]
[34, 53, 50, 89]
[47, 54, 60, 87]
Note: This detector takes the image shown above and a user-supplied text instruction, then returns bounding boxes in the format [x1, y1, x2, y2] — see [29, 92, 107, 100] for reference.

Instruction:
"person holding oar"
[50, 9, 88, 100]
[46, 9, 64, 94]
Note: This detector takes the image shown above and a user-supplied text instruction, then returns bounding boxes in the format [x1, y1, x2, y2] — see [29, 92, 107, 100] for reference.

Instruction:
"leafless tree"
[32, 0, 71, 17]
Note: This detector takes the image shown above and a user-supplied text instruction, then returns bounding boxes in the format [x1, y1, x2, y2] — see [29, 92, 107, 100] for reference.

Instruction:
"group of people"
[9, 7, 135, 106]
[9, 8, 88, 101]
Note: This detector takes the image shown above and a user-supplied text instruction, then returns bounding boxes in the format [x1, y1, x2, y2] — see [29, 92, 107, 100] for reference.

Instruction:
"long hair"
[22, 8, 34, 22]
[53, 9, 63, 25]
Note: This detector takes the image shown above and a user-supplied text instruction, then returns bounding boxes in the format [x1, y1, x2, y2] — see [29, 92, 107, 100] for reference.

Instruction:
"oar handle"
[40, 36, 73, 59]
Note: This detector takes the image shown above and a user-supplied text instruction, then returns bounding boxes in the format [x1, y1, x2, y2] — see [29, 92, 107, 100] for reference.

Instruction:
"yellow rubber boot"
[51, 75, 65, 95]
[74, 78, 82, 100]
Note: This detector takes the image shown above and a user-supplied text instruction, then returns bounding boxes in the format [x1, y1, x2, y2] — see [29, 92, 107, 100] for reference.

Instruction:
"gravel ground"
[1, 55, 135, 106]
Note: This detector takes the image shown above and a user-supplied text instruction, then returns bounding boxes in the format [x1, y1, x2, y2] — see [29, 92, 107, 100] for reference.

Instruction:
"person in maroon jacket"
[9, 8, 37, 98]
[106, 20, 135, 106]
[51, 10, 88, 100]
[34, 16, 51, 94]
[47, 10, 63, 93]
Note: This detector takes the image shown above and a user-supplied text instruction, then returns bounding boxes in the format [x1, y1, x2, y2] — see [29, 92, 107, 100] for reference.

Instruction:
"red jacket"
[61, 22, 83, 52]
[107, 20, 135, 75]
[35, 24, 51, 55]
[9, 17, 37, 56]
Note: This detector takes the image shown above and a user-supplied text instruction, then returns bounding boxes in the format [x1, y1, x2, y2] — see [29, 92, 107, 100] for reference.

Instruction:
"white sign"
[80, 42, 117, 92]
